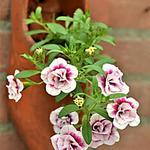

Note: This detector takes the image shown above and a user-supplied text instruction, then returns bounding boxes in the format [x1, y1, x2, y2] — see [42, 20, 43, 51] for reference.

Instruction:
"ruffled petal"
[129, 114, 140, 127]
[49, 58, 67, 70]
[46, 84, 61, 96]
[61, 80, 76, 93]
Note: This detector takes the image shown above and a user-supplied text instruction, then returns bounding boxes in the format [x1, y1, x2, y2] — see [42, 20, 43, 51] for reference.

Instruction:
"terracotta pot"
[8, 0, 88, 150]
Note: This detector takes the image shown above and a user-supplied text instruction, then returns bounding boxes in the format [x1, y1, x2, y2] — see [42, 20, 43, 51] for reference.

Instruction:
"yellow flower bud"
[85, 46, 96, 55]
[73, 96, 84, 107]
[35, 48, 43, 55]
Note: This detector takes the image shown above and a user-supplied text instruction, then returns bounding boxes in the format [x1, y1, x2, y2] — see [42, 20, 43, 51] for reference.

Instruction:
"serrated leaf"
[55, 92, 68, 102]
[59, 104, 79, 118]
[15, 70, 41, 78]
[26, 30, 47, 36]
[82, 115, 92, 144]
[47, 23, 67, 34]
[42, 44, 61, 50]
[109, 93, 127, 99]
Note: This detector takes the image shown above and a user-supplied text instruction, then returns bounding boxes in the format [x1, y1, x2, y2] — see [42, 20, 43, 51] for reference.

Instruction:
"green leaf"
[56, 16, 73, 22]
[85, 58, 94, 65]
[100, 35, 116, 46]
[56, 16, 73, 28]
[93, 107, 111, 120]
[59, 104, 79, 118]
[47, 53, 58, 65]
[74, 83, 83, 93]
[25, 18, 35, 25]
[82, 115, 92, 144]
[47, 23, 67, 34]
[30, 12, 36, 20]
[109, 93, 127, 99]
[21, 53, 34, 62]
[15, 70, 41, 78]
[92, 76, 99, 94]
[55, 92, 68, 102]
[35, 6, 42, 19]
[47, 49, 64, 55]
[42, 44, 61, 50]
[84, 64, 105, 76]
[73, 8, 84, 21]
[95, 22, 108, 29]
[95, 56, 115, 66]
[26, 30, 47, 36]
[23, 79, 42, 88]
[94, 44, 103, 50]
[30, 37, 51, 51]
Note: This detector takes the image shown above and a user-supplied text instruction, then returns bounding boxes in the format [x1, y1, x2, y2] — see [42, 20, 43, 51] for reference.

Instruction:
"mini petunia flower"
[6, 70, 24, 102]
[41, 58, 78, 96]
[85, 46, 96, 55]
[106, 97, 140, 130]
[90, 113, 120, 148]
[51, 125, 88, 150]
[73, 96, 84, 107]
[50, 107, 79, 133]
[97, 64, 129, 96]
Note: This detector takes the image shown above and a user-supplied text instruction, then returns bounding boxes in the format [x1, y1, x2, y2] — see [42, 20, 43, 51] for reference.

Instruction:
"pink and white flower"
[50, 107, 79, 133]
[90, 113, 120, 148]
[107, 97, 140, 130]
[51, 125, 88, 150]
[41, 58, 78, 96]
[97, 64, 129, 96]
[6, 70, 24, 102]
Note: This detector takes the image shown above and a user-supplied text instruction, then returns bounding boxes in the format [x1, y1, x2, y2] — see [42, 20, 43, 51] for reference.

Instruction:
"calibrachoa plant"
[6, 7, 140, 150]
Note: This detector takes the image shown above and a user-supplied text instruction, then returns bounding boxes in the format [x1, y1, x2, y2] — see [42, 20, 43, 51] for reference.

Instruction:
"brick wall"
[0, 0, 27, 150]
[90, 0, 150, 149]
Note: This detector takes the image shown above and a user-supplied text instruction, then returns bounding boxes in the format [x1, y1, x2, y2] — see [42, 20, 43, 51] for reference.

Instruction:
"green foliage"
[55, 92, 68, 102]
[59, 104, 80, 118]
[30, 36, 51, 51]
[46, 23, 67, 34]
[41, 44, 61, 50]
[108, 93, 127, 99]
[56, 16, 73, 28]
[21, 49, 47, 70]
[82, 114, 92, 144]
[15, 70, 40, 78]
[93, 106, 111, 121]
[26, 29, 47, 36]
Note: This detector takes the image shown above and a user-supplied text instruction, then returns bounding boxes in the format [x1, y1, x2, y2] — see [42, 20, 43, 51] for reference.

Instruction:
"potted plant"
[7, 5, 140, 150]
